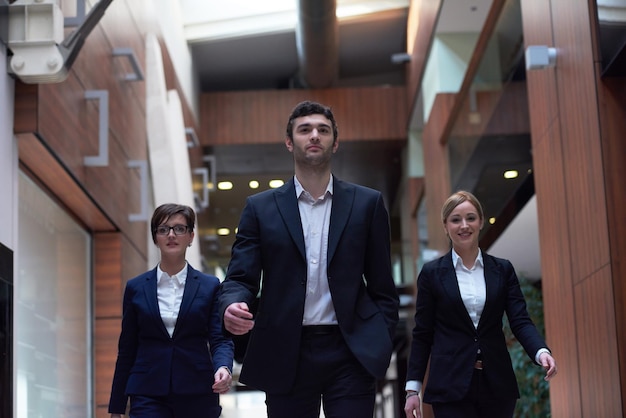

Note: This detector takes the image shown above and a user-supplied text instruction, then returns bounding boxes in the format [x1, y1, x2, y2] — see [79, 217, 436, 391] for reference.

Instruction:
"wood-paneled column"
[521, 0, 623, 416]
[94, 233, 123, 418]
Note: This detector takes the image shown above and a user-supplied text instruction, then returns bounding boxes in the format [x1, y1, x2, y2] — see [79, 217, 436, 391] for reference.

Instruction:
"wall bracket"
[128, 160, 149, 222]
[84, 89, 109, 167]
[113, 47, 144, 81]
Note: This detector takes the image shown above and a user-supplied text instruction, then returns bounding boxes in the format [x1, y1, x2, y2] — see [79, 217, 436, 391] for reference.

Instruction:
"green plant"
[503, 278, 551, 418]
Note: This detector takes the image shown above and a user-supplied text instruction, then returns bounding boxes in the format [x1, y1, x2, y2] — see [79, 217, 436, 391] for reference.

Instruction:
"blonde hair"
[441, 191, 484, 224]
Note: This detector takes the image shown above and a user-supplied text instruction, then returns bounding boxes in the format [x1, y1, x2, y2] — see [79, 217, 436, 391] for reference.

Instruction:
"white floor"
[220, 390, 268, 418]
[220, 390, 327, 418]
[220, 359, 398, 417]
[220, 388, 396, 418]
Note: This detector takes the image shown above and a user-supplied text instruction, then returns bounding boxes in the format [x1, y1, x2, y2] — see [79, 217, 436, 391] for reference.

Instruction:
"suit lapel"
[142, 269, 170, 338]
[327, 178, 353, 264]
[174, 266, 200, 337]
[439, 252, 476, 330]
[478, 253, 500, 329]
[275, 179, 306, 260]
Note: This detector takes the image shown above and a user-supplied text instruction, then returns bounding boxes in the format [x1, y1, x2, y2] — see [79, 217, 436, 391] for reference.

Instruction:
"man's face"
[285, 114, 338, 167]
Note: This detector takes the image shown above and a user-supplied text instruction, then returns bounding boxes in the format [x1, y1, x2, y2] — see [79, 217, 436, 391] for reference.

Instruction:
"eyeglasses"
[155, 224, 190, 236]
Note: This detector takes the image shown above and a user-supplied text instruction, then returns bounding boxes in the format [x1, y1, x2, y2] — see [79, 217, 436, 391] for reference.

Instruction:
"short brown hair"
[285, 100, 338, 143]
[150, 203, 195, 243]
[441, 191, 484, 224]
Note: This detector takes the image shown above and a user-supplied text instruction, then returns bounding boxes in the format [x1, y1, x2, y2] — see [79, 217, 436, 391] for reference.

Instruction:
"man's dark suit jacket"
[108, 265, 234, 414]
[219, 177, 400, 394]
[406, 251, 548, 404]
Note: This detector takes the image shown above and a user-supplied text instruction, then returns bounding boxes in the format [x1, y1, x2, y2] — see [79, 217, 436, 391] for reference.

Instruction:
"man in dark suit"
[219, 101, 400, 417]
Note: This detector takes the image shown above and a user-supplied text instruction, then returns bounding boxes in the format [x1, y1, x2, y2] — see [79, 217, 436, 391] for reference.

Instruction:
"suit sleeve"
[209, 285, 235, 372]
[406, 264, 437, 383]
[219, 197, 262, 323]
[364, 193, 400, 339]
[502, 260, 548, 363]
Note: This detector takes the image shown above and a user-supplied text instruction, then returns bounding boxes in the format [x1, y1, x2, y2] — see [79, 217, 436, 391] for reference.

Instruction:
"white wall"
[0, 43, 17, 251]
[153, 0, 199, 123]
[421, 33, 478, 121]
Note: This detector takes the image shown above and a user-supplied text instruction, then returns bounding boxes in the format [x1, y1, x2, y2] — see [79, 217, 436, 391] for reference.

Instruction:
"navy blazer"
[219, 177, 399, 394]
[108, 265, 234, 414]
[406, 251, 548, 403]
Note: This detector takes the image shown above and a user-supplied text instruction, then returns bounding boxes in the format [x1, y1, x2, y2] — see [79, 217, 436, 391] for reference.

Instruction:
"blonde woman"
[404, 191, 557, 418]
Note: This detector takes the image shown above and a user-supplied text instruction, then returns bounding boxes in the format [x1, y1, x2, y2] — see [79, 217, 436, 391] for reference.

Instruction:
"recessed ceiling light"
[489, 217, 496, 225]
[217, 228, 230, 236]
[218, 181, 233, 190]
[269, 179, 284, 188]
[504, 170, 518, 179]
[249, 180, 259, 189]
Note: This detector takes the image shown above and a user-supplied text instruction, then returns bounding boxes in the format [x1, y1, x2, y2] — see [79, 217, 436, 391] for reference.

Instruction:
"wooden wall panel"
[522, 1, 580, 417]
[97, 0, 148, 120]
[17, 133, 115, 231]
[13, 82, 38, 133]
[31, 73, 90, 173]
[552, 0, 610, 282]
[199, 87, 408, 145]
[94, 233, 122, 414]
[95, 318, 122, 417]
[35, 70, 149, 245]
[522, 0, 623, 415]
[574, 267, 621, 418]
[531, 118, 581, 418]
[93, 233, 147, 415]
[450, 83, 529, 139]
[61, 18, 149, 249]
[94, 233, 123, 319]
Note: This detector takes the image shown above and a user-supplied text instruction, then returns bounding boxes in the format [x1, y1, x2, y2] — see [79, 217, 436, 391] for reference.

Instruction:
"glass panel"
[595, 0, 626, 77]
[446, 0, 533, 242]
[16, 172, 92, 418]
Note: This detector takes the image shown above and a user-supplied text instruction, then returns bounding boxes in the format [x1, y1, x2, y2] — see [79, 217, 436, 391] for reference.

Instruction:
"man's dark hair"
[285, 100, 338, 142]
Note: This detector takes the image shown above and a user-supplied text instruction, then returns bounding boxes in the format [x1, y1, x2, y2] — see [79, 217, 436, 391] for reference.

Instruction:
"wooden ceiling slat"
[17, 133, 116, 232]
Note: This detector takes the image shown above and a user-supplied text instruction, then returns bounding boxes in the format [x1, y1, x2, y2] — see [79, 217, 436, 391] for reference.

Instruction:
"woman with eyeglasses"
[108, 203, 234, 418]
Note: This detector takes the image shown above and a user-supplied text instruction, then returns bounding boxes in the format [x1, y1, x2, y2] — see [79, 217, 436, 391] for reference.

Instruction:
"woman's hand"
[212, 366, 233, 394]
[539, 352, 558, 381]
[404, 392, 421, 418]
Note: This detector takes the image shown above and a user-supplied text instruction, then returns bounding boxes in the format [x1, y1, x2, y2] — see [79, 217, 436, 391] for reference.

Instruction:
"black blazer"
[406, 251, 548, 403]
[219, 177, 399, 394]
[108, 265, 234, 414]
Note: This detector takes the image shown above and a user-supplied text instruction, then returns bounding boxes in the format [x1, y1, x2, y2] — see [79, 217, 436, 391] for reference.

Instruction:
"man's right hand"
[404, 392, 422, 418]
[224, 302, 255, 335]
